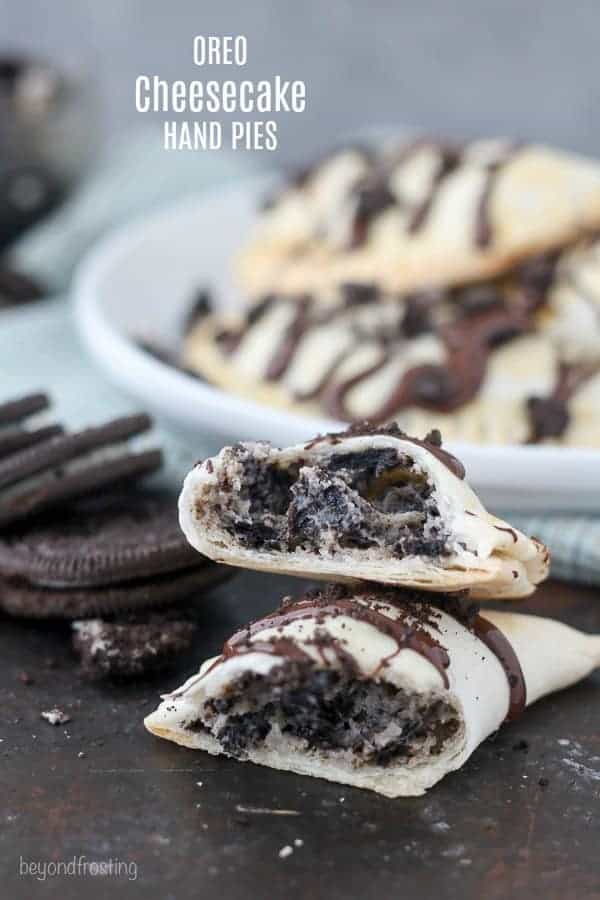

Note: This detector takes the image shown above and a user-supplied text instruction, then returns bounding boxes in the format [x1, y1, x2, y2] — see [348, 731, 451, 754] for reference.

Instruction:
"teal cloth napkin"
[1, 131, 599, 587]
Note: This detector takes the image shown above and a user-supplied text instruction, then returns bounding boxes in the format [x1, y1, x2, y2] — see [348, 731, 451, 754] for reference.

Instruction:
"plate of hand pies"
[75, 133, 600, 511]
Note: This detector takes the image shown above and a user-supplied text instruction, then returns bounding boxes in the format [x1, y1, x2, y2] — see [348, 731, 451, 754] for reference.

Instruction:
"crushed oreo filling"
[210, 445, 449, 558]
[188, 661, 460, 767]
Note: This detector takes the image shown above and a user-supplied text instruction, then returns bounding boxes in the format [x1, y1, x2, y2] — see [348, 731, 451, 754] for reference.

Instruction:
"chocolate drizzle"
[326, 295, 533, 421]
[214, 244, 560, 426]
[350, 175, 396, 248]
[265, 295, 312, 380]
[527, 363, 599, 443]
[474, 148, 520, 248]
[207, 586, 451, 689]
[305, 137, 519, 249]
[471, 614, 526, 721]
[408, 144, 462, 234]
[176, 586, 527, 726]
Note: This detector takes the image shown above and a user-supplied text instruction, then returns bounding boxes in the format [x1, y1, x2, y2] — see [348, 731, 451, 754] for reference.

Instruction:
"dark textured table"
[2, 573, 600, 900]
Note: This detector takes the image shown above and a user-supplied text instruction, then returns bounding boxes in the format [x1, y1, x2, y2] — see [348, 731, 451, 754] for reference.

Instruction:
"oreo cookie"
[0, 424, 63, 460]
[72, 609, 198, 680]
[0, 392, 49, 426]
[0, 392, 63, 460]
[0, 565, 226, 619]
[0, 412, 162, 527]
[0, 489, 230, 618]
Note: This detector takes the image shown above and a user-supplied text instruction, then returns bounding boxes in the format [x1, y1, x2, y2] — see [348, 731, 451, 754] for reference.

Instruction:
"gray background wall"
[1, 0, 599, 165]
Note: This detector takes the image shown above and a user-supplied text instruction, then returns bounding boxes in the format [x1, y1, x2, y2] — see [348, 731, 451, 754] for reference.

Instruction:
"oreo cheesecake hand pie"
[183, 236, 600, 447]
[178, 425, 548, 600]
[145, 585, 600, 797]
[236, 138, 600, 297]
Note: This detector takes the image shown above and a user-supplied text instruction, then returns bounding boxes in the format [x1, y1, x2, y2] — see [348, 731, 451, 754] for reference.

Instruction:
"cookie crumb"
[41, 708, 70, 726]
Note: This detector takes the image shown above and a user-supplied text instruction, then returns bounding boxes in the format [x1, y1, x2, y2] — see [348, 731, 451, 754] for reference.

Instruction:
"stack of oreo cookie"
[0, 393, 229, 678]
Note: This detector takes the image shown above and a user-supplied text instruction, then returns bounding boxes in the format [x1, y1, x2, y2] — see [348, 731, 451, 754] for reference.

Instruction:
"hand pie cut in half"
[179, 425, 549, 600]
[145, 585, 600, 797]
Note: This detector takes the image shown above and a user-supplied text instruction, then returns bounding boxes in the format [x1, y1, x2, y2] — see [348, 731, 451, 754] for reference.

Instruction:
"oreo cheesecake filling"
[210, 445, 450, 559]
[185, 661, 461, 767]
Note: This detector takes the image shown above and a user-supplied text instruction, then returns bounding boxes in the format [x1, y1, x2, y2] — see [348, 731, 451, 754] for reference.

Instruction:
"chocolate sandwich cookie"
[0, 392, 63, 460]
[72, 609, 198, 680]
[0, 565, 227, 619]
[0, 413, 162, 528]
[0, 424, 64, 461]
[0, 392, 50, 425]
[0, 489, 230, 618]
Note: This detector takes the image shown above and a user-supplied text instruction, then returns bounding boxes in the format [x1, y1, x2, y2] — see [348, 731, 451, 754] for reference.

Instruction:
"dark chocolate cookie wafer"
[0, 392, 63, 461]
[0, 424, 63, 461]
[0, 413, 162, 527]
[0, 488, 230, 617]
[72, 609, 198, 680]
[0, 392, 49, 425]
[0, 563, 228, 618]
[0, 489, 208, 587]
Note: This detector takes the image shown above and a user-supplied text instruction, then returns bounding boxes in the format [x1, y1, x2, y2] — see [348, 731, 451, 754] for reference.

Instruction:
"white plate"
[74, 174, 599, 512]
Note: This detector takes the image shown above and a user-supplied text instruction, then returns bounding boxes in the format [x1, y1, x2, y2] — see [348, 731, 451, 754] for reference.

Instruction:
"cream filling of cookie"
[201, 443, 452, 559]
[72, 620, 113, 656]
[186, 661, 461, 768]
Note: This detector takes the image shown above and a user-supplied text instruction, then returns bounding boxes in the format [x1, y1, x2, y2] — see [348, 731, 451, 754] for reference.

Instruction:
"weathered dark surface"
[1, 573, 599, 900]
